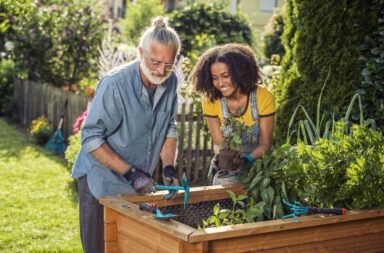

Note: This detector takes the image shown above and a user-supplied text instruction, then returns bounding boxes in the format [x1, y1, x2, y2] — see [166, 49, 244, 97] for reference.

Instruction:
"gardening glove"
[123, 167, 156, 194]
[240, 153, 255, 173]
[162, 165, 180, 186]
[207, 154, 219, 183]
[162, 165, 179, 199]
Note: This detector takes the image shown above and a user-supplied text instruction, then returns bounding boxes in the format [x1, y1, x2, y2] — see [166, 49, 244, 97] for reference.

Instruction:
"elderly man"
[71, 16, 181, 253]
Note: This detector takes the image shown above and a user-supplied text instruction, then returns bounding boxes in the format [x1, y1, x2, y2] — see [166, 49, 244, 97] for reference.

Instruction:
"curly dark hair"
[191, 43, 261, 102]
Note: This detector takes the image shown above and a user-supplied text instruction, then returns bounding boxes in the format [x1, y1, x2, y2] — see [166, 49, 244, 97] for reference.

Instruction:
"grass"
[0, 118, 82, 253]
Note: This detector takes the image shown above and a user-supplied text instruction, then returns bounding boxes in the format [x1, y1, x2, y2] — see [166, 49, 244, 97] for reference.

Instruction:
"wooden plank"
[105, 241, 119, 253]
[99, 197, 195, 242]
[121, 185, 245, 207]
[177, 103, 186, 178]
[189, 209, 384, 243]
[257, 232, 384, 253]
[201, 134, 209, 181]
[117, 216, 181, 253]
[186, 103, 194, 180]
[104, 207, 118, 253]
[180, 241, 208, 253]
[193, 114, 201, 182]
[206, 218, 384, 253]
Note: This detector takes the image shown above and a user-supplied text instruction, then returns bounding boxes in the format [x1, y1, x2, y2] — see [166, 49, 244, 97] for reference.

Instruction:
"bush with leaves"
[284, 120, 384, 209]
[0, 58, 14, 115]
[8, 0, 106, 86]
[65, 131, 81, 169]
[358, 0, 384, 130]
[168, 2, 253, 59]
[119, 0, 164, 45]
[65, 110, 88, 168]
[275, 0, 379, 144]
[0, 0, 32, 52]
[29, 116, 53, 145]
[262, 8, 285, 64]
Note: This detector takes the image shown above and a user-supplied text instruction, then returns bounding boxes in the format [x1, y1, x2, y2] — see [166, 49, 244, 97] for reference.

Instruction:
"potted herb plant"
[218, 112, 252, 172]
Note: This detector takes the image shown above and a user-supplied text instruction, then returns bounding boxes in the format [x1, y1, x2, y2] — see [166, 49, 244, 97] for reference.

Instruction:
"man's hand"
[162, 165, 179, 186]
[123, 167, 156, 193]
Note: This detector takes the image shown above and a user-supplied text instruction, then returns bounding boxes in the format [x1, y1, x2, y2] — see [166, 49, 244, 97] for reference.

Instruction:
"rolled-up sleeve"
[166, 92, 178, 139]
[81, 79, 123, 153]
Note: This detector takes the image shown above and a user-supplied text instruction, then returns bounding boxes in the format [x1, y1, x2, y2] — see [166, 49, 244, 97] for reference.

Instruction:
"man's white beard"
[140, 61, 172, 85]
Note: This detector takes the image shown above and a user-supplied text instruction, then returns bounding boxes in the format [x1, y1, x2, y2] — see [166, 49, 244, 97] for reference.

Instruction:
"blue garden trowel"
[155, 172, 190, 208]
[139, 202, 177, 221]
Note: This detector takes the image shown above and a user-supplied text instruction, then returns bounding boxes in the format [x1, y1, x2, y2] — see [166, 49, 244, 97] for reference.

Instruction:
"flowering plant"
[72, 110, 88, 134]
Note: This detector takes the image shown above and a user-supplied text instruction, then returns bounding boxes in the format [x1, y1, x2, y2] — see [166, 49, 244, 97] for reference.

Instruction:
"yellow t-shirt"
[202, 85, 276, 127]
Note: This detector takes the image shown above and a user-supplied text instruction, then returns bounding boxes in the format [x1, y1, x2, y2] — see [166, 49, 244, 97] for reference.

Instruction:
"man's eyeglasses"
[144, 54, 176, 72]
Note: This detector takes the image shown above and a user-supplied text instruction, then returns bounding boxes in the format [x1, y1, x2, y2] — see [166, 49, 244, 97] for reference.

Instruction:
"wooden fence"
[12, 79, 214, 185]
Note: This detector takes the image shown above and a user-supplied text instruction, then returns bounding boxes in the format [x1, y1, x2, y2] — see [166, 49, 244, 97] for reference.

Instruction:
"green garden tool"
[155, 172, 190, 208]
[139, 202, 177, 221]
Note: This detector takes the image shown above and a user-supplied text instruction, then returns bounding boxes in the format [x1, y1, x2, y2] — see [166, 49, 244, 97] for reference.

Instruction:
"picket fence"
[12, 79, 214, 185]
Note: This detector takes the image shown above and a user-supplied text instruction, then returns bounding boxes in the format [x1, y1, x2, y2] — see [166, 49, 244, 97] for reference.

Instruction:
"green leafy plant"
[119, 0, 164, 45]
[200, 190, 264, 228]
[220, 112, 251, 152]
[29, 116, 53, 145]
[275, 0, 378, 144]
[262, 8, 285, 64]
[357, 0, 384, 130]
[284, 120, 384, 209]
[0, 58, 15, 115]
[65, 131, 81, 169]
[168, 2, 253, 57]
[8, 0, 106, 86]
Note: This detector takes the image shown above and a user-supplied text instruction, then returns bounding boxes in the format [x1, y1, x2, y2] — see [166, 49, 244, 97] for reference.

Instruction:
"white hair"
[139, 16, 181, 55]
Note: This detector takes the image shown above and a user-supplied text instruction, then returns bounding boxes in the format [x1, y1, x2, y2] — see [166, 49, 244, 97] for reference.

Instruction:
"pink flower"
[72, 110, 88, 134]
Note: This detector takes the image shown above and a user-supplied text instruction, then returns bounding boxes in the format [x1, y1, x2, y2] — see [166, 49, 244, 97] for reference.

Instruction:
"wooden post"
[104, 207, 118, 253]
[177, 103, 186, 178]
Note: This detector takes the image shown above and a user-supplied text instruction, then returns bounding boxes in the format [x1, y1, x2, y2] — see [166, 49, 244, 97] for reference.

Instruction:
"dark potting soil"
[160, 198, 233, 228]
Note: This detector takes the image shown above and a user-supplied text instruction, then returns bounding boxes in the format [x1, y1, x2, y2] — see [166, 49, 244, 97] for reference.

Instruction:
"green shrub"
[284, 121, 384, 209]
[0, 58, 14, 115]
[8, 0, 105, 86]
[275, 0, 378, 144]
[168, 2, 254, 57]
[358, 0, 384, 130]
[262, 9, 285, 64]
[119, 0, 164, 45]
[65, 131, 81, 169]
[29, 116, 53, 145]
[0, 0, 32, 52]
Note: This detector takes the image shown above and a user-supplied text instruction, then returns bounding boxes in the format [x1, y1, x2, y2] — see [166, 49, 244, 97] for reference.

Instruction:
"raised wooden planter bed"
[100, 185, 384, 253]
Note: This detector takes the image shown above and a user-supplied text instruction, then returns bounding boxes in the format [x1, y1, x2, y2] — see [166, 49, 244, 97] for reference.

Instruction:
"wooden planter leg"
[104, 207, 118, 253]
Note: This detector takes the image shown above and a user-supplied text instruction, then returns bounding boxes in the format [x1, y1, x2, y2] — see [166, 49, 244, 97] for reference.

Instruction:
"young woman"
[191, 43, 276, 185]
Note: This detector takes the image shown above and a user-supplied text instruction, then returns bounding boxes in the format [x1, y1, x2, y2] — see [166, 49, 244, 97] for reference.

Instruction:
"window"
[260, 0, 277, 12]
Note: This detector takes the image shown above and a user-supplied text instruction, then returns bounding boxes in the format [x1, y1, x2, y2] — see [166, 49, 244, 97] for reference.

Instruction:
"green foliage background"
[120, 0, 165, 45]
[0, 59, 14, 115]
[262, 8, 285, 64]
[284, 121, 384, 209]
[168, 2, 254, 59]
[358, 0, 384, 129]
[8, 0, 106, 86]
[275, 0, 378, 143]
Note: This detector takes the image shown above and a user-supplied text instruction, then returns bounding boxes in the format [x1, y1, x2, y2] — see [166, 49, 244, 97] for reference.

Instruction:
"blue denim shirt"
[71, 60, 178, 199]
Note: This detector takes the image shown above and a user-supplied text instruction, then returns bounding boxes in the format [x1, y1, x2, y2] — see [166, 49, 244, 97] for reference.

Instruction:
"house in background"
[109, 0, 284, 33]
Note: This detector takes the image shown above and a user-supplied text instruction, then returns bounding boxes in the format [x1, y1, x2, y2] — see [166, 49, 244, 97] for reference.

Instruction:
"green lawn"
[0, 118, 82, 253]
